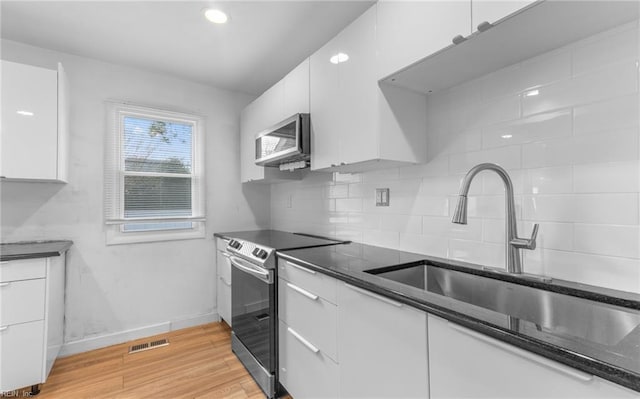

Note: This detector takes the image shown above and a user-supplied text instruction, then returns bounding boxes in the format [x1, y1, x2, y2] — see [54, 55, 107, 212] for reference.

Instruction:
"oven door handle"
[229, 256, 273, 284]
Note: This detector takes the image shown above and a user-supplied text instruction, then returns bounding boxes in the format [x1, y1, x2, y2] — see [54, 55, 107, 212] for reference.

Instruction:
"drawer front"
[0, 258, 46, 283]
[278, 258, 337, 304]
[278, 278, 337, 361]
[216, 250, 232, 282]
[0, 320, 45, 391]
[278, 320, 339, 399]
[0, 278, 46, 326]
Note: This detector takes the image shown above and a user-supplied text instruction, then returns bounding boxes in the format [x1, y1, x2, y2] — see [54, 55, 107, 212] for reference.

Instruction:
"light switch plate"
[375, 188, 390, 206]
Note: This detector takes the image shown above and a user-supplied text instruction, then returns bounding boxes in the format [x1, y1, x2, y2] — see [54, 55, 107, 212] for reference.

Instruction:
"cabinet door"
[216, 250, 232, 326]
[1, 61, 58, 180]
[240, 101, 265, 183]
[309, 31, 341, 170]
[0, 278, 46, 326]
[377, 0, 472, 79]
[310, 5, 378, 170]
[338, 282, 429, 398]
[0, 320, 45, 392]
[283, 58, 310, 116]
[471, 0, 537, 31]
[428, 315, 638, 398]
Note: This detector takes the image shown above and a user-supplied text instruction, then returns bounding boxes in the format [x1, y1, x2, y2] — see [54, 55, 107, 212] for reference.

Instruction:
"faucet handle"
[511, 224, 539, 250]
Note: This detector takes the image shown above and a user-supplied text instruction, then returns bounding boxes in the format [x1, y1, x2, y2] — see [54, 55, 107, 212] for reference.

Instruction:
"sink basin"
[365, 262, 640, 347]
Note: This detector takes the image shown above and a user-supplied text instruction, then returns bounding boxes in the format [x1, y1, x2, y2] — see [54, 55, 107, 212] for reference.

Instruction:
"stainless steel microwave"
[255, 113, 310, 167]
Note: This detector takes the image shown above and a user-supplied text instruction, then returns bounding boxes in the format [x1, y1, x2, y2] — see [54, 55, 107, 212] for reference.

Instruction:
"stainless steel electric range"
[221, 230, 346, 398]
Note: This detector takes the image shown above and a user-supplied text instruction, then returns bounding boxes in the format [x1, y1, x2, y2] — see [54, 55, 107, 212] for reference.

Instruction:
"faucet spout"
[452, 163, 538, 274]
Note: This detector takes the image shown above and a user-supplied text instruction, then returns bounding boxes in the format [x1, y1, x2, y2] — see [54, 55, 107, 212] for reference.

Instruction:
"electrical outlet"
[375, 188, 390, 206]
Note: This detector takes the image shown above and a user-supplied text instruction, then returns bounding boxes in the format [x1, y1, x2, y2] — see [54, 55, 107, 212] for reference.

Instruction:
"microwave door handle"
[229, 256, 273, 284]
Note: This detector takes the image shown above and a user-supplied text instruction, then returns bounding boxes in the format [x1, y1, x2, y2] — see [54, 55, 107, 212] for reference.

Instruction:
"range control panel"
[226, 239, 275, 267]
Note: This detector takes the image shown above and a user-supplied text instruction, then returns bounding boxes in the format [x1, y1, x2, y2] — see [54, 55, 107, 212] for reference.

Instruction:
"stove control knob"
[253, 248, 268, 259]
[228, 240, 242, 250]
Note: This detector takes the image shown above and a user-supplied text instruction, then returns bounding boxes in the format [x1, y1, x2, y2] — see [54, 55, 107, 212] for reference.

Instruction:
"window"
[105, 102, 205, 245]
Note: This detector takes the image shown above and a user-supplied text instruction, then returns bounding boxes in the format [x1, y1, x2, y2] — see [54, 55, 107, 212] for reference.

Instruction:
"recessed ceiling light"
[330, 53, 349, 64]
[501, 134, 513, 139]
[204, 9, 228, 24]
[16, 110, 34, 116]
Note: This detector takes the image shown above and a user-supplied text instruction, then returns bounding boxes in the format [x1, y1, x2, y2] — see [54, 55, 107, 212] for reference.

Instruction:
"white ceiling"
[1, 1, 374, 95]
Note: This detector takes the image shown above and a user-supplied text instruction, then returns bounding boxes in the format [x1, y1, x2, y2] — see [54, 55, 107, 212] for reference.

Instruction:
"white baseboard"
[59, 311, 220, 357]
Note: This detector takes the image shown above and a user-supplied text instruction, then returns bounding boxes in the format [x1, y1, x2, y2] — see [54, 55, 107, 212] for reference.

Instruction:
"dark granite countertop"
[278, 242, 640, 393]
[1, 240, 73, 261]
[214, 230, 346, 250]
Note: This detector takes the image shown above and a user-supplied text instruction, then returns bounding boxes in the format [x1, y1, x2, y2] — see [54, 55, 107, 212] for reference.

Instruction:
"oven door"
[230, 255, 276, 372]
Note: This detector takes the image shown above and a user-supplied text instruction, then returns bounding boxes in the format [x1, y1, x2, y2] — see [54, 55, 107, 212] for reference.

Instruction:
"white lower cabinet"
[0, 320, 46, 392]
[427, 314, 638, 398]
[278, 320, 339, 399]
[215, 238, 232, 326]
[338, 282, 429, 399]
[0, 254, 66, 392]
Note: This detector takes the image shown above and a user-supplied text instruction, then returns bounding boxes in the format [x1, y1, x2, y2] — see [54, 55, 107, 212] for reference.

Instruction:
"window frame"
[105, 102, 206, 245]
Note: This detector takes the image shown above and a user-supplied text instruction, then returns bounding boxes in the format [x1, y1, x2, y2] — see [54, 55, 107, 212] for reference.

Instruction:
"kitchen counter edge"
[1, 240, 73, 261]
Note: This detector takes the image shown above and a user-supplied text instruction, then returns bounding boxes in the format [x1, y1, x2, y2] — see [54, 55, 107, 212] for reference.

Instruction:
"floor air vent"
[128, 338, 169, 354]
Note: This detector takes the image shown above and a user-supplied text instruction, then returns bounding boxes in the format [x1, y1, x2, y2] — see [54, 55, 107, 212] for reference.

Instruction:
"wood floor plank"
[25, 322, 270, 399]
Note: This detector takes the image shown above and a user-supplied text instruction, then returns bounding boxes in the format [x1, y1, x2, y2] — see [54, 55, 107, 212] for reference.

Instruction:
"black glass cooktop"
[215, 229, 347, 251]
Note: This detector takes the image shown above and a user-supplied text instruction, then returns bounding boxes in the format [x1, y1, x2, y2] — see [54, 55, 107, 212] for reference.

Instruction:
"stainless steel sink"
[365, 262, 640, 347]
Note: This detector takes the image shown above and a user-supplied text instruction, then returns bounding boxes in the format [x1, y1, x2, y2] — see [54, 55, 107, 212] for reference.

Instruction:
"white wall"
[271, 22, 640, 294]
[0, 40, 271, 353]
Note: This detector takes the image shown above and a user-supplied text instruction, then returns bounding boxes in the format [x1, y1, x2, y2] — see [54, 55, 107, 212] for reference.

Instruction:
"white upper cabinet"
[240, 58, 309, 183]
[377, 0, 471, 79]
[310, 4, 427, 172]
[1, 60, 68, 182]
[472, 0, 537, 31]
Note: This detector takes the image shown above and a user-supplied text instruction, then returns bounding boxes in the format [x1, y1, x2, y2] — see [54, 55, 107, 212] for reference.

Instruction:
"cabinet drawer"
[0, 278, 46, 326]
[278, 320, 339, 399]
[0, 320, 45, 392]
[0, 258, 46, 283]
[277, 259, 336, 304]
[278, 278, 337, 361]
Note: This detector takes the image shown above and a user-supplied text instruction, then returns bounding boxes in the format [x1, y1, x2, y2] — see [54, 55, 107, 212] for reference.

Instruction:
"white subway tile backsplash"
[572, 21, 639, 76]
[362, 229, 400, 249]
[328, 184, 349, 199]
[574, 193, 639, 225]
[399, 234, 448, 258]
[524, 249, 640, 293]
[573, 94, 639, 136]
[524, 166, 573, 195]
[523, 194, 639, 225]
[522, 60, 639, 116]
[270, 23, 640, 294]
[380, 214, 422, 234]
[573, 161, 640, 193]
[449, 239, 505, 270]
[449, 146, 521, 175]
[482, 109, 572, 149]
[573, 224, 640, 259]
[336, 198, 363, 212]
[423, 216, 483, 241]
[571, 128, 639, 165]
[348, 213, 381, 230]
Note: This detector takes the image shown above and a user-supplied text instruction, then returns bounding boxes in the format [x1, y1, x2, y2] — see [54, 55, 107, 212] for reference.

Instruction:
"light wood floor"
[20, 322, 272, 399]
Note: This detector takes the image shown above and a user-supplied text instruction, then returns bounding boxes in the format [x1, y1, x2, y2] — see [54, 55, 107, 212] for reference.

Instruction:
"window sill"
[105, 223, 206, 246]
